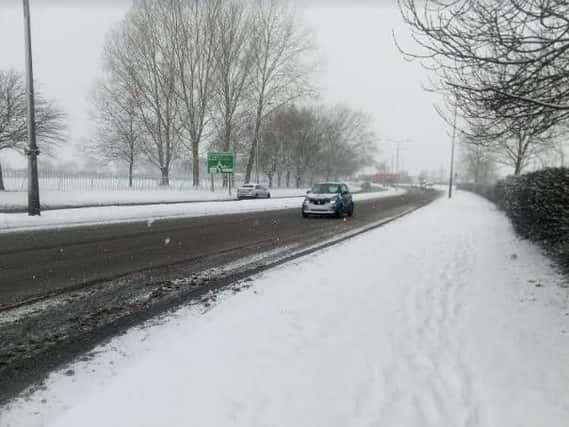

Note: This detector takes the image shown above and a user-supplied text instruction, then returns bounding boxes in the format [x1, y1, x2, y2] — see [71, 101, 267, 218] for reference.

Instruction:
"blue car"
[301, 182, 354, 218]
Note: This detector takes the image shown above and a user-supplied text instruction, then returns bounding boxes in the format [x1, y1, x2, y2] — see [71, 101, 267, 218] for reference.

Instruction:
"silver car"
[237, 183, 271, 199]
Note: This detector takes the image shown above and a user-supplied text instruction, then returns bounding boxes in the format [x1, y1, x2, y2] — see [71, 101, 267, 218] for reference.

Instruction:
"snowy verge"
[1, 191, 568, 427]
[0, 188, 309, 211]
[0, 188, 405, 234]
[0, 183, 366, 211]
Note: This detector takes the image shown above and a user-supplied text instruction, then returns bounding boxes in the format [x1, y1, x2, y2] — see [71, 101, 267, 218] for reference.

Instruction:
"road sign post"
[208, 152, 235, 194]
[208, 152, 234, 175]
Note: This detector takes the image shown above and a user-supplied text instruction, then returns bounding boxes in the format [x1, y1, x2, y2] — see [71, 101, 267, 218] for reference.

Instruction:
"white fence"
[2, 169, 212, 192]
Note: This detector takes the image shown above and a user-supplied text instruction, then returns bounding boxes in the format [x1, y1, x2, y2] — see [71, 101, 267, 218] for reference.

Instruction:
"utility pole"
[396, 141, 400, 173]
[448, 103, 458, 199]
[23, 0, 41, 216]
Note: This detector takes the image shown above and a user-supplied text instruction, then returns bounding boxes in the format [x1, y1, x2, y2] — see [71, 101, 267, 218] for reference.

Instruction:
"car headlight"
[304, 198, 310, 205]
[329, 197, 338, 205]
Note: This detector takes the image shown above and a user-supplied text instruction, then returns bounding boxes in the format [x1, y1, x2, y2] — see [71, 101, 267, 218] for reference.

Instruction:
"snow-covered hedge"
[459, 168, 569, 270]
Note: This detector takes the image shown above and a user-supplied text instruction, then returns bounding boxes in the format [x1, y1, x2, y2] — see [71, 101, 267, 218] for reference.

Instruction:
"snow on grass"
[0, 188, 404, 233]
[0, 182, 365, 211]
[0, 188, 312, 211]
[4, 191, 567, 427]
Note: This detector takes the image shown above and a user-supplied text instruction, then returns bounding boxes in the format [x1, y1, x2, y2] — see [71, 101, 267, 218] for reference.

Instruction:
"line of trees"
[258, 104, 378, 188]
[398, 0, 569, 178]
[91, 0, 322, 187]
[0, 69, 66, 191]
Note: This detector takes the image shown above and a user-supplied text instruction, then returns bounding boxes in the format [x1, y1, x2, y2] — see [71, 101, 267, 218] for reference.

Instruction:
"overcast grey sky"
[0, 0, 451, 174]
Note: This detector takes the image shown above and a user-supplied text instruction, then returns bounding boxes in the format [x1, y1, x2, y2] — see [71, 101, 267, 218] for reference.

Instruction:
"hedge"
[459, 168, 569, 271]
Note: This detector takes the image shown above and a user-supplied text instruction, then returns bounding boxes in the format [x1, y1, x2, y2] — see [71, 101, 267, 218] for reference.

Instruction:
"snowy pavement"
[2, 191, 569, 427]
[0, 188, 403, 233]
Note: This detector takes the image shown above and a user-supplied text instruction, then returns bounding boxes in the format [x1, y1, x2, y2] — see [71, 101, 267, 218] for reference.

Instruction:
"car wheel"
[348, 203, 354, 217]
[267, 193, 271, 199]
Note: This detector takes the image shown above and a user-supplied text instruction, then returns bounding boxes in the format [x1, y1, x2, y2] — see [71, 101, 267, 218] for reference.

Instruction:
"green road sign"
[207, 152, 234, 174]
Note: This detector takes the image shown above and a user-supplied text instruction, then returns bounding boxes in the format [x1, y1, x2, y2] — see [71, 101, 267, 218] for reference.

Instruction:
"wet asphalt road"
[0, 191, 438, 308]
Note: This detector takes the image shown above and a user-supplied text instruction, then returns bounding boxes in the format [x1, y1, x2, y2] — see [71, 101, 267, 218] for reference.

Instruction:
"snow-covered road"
[2, 191, 568, 427]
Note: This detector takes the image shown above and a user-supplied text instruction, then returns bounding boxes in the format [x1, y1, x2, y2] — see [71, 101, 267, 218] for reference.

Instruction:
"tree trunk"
[514, 157, 523, 175]
[245, 134, 257, 183]
[223, 119, 232, 152]
[286, 171, 290, 188]
[245, 95, 264, 183]
[222, 123, 231, 188]
[160, 167, 169, 186]
[0, 161, 5, 191]
[268, 173, 273, 189]
[277, 172, 282, 188]
[192, 143, 200, 188]
[513, 133, 529, 176]
[128, 158, 134, 188]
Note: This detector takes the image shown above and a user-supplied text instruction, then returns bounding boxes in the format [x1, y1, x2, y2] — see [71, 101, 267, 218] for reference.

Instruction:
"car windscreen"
[311, 184, 340, 194]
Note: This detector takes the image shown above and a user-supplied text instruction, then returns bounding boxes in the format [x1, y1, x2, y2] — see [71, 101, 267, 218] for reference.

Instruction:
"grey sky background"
[0, 0, 451, 175]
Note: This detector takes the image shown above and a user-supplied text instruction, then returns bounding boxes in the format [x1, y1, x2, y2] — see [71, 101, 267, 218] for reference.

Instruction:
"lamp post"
[448, 103, 458, 199]
[23, 0, 41, 216]
[382, 138, 411, 184]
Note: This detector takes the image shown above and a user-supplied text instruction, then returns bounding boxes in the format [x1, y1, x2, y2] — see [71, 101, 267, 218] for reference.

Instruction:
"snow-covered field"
[0, 188, 403, 233]
[0, 188, 310, 211]
[2, 191, 568, 427]
[0, 183, 368, 211]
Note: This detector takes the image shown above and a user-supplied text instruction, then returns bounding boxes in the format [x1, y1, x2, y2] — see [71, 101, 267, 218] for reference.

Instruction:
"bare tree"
[491, 128, 557, 175]
[244, 0, 315, 183]
[260, 105, 319, 188]
[258, 129, 281, 188]
[103, 0, 181, 186]
[0, 69, 66, 190]
[319, 106, 378, 181]
[397, 0, 569, 176]
[260, 104, 378, 187]
[398, 0, 569, 127]
[459, 119, 556, 175]
[91, 78, 142, 187]
[169, 0, 221, 187]
[213, 0, 254, 152]
[459, 138, 497, 184]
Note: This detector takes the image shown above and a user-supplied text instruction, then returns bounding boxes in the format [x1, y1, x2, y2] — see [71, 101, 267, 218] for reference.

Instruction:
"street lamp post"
[448, 103, 458, 199]
[383, 138, 410, 183]
[23, 0, 41, 216]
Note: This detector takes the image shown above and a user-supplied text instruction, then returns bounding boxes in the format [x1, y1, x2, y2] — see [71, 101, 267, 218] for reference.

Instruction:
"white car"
[237, 183, 271, 199]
